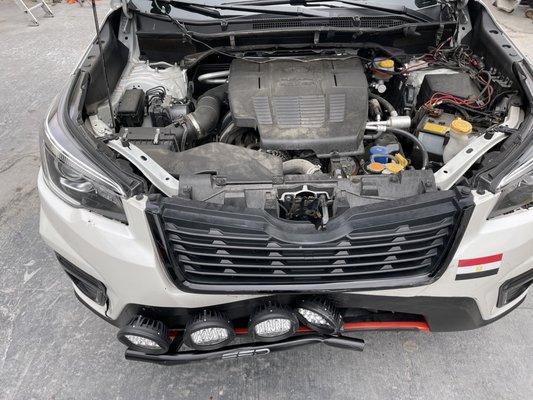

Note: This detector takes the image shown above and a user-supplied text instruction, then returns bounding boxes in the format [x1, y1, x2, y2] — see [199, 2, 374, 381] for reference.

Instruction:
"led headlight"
[184, 310, 235, 351]
[40, 99, 128, 222]
[296, 298, 342, 335]
[249, 303, 298, 342]
[489, 167, 533, 218]
[117, 315, 171, 355]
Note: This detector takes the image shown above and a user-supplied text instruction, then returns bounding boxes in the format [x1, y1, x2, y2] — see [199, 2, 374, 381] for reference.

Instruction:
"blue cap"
[369, 146, 389, 164]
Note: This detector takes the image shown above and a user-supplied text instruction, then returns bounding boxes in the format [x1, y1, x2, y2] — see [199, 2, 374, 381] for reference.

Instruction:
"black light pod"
[249, 303, 299, 342]
[295, 298, 343, 335]
[184, 310, 235, 351]
[117, 315, 171, 355]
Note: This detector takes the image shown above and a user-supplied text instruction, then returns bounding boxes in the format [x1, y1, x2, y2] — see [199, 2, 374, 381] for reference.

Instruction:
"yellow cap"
[422, 122, 449, 135]
[394, 153, 409, 168]
[450, 118, 473, 135]
[386, 163, 404, 174]
[377, 59, 394, 69]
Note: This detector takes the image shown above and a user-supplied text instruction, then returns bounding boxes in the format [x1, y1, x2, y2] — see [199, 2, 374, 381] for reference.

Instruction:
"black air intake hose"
[184, 84, 227, 139]
[387, 128, 429, 170]
[282, 159, 322, 175]
[368, 92, 397, 117]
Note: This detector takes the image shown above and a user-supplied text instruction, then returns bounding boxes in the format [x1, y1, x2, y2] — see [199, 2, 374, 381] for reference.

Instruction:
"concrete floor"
[0, 1, 532, 399]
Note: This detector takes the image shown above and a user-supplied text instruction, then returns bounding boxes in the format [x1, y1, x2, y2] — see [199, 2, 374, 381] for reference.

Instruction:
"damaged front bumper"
[38, 169, 533, 363]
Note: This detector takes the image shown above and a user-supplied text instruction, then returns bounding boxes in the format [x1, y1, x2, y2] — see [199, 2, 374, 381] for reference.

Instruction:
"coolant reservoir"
[373, 58, 395, 79]
[371, 58, 395, 93]
[443, 118, 473, 163]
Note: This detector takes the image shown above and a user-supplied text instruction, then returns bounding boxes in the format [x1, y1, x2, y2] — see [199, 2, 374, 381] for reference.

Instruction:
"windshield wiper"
[155, 0, 330, 18]
[224, 0, 433, 22]
[155, 0, 222, 18]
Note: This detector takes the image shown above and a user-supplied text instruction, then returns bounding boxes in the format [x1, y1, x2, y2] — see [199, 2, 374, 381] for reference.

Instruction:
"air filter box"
[228, 58, 368, 157]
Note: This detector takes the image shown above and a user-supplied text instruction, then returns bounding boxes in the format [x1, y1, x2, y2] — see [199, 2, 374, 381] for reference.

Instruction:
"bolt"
[214, 177, 226, 186]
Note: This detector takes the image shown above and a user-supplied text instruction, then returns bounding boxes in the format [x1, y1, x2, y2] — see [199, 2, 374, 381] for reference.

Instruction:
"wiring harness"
[404, 39, 516, 124]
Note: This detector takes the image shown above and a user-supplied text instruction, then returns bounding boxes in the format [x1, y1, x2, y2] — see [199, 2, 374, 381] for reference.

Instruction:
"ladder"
[14, 0, 54, 26]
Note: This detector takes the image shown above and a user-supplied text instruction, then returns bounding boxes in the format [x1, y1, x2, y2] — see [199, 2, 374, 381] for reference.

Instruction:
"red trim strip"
[458, 253, 503, 267]
[234, 320, 430, 335]
[342, 321, 430, 332]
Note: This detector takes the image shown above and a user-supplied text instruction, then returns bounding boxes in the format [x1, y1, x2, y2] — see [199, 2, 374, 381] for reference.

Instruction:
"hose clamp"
[185, 114, 202, 136]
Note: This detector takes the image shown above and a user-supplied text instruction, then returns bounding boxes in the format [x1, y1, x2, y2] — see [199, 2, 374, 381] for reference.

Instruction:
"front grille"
[147, 191, 471, 292]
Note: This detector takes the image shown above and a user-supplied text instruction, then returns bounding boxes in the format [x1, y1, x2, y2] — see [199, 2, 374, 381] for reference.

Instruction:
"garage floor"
[0, 1, 532, 399]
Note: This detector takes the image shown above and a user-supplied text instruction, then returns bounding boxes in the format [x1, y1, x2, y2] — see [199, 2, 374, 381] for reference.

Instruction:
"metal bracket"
[435, 106, 524, 190]
[120, 0, 133, 19]
[455, 2, 473, 44]
[279, 185, 330, 201]
[107, 140, 180, 196]
[89, 115, 180, 196]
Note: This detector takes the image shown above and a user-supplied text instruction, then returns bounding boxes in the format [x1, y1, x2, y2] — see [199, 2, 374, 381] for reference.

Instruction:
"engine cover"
[228, 58, 368, 157]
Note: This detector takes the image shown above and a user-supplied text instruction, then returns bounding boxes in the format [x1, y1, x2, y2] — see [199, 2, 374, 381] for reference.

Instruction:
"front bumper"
[38, 168, 533, 332]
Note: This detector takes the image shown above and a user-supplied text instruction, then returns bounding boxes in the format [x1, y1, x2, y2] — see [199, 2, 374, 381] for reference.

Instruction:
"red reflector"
[458, 253, 503, 267]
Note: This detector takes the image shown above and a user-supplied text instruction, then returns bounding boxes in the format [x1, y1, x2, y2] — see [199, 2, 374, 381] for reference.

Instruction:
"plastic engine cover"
[228, 58, 368, 157]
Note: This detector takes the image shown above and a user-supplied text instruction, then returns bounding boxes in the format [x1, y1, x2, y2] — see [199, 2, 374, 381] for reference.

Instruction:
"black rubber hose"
[282, 159, 321, 175]
[185, 84, 227, 139]
[387, 128, 429, 170]
[368, 92, 397, 117]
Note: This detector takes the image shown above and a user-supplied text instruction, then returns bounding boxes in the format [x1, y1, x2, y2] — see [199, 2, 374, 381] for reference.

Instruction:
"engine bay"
[85, 11, 525, 228]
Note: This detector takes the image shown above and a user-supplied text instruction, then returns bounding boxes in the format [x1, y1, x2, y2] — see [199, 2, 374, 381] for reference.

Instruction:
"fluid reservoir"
[443, 118, 473, 163]
[373, 58, 395, 79]
[371, 58, 395, 93]
[369, 145, 390, 164]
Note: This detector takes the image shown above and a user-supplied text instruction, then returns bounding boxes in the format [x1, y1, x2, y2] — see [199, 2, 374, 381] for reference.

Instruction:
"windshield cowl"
[125, 0, 442, 22]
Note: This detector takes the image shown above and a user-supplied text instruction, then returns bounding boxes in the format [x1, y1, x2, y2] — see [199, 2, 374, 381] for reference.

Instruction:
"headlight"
[489, 155, 533, 219]
[489, 174, 533, 218]
[40, 103, 127, 222]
